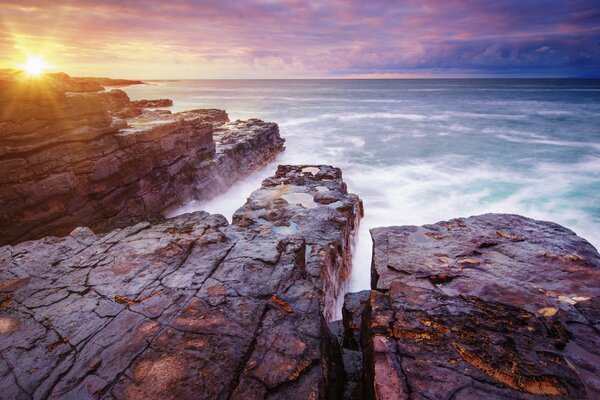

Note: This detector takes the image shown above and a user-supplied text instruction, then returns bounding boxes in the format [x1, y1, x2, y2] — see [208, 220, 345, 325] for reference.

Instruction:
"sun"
[21, 55, 48, 77]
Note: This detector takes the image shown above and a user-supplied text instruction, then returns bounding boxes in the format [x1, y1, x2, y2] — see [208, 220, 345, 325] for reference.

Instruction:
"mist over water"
[125, 79, 600, 291]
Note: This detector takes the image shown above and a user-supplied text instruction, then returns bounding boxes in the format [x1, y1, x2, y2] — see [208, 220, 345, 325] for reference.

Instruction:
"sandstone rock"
[345, 214, 600, 399]
[0, 164, 362, 399]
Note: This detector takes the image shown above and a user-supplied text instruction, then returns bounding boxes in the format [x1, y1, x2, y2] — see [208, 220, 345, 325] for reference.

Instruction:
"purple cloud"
[0, 0, 598, 77]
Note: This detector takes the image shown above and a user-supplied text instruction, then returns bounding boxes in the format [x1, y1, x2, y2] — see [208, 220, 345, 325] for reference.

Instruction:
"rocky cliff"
[2, 71, 599, 400]
[340, 214, 600, 399]
[0, 165, 362, 399]
[0, 75, 284, 245]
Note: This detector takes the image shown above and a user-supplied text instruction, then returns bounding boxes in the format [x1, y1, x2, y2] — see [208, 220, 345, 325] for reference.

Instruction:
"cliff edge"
[0, 74, 284, 245]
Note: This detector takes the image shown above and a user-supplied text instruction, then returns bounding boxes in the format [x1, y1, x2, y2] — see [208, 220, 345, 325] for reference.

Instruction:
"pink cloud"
[1, 0, 598, 78]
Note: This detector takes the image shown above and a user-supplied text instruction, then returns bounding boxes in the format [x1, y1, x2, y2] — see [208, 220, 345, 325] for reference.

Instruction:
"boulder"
[343, 214, 600, 399]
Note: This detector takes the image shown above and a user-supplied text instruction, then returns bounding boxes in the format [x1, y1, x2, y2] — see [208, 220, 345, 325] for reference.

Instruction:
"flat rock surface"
[357, 214, 600, 399]
[0, 165, 362, 399]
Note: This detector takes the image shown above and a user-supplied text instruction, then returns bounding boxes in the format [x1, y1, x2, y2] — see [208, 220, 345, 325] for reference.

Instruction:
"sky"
[1, 0, 599, 79]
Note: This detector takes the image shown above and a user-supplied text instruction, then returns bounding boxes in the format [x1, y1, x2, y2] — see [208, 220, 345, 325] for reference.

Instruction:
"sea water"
[123, 79, 600, 291]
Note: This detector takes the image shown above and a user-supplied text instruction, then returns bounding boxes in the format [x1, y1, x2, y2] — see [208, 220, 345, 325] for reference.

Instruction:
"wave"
[280, 112, 447, 127]
[442, 111, 528, 120]
[496, 134, 600, 150]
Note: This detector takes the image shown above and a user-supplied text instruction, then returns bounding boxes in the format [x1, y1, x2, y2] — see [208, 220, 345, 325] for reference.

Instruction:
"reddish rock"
[345, 214, 600, 399]
[0, 165, 362, 399]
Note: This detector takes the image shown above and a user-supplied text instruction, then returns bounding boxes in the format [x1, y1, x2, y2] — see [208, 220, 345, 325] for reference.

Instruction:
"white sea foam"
[342, 158, 600, 290]
[280, 112, 447, 127]
[496, 134, 600, 150]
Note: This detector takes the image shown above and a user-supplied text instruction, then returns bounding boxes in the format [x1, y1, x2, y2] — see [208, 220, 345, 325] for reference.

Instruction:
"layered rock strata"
[0, 77, 284, 245]
[341, 214, 600, 399]
[0, 165, 362, 399]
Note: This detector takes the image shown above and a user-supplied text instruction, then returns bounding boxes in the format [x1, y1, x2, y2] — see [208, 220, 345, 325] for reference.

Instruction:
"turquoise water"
[124, 79, 600, 290]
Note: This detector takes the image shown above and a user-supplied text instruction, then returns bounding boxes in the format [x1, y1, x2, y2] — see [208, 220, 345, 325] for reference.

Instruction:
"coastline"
[0, 73, 599, 398]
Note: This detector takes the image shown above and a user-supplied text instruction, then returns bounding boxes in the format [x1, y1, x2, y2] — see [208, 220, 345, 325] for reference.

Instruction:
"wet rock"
[233, 165, 363, 321]
[0, 165, 362, 399]
[0, 76, 283, 245]
[351, 213, 600, 399]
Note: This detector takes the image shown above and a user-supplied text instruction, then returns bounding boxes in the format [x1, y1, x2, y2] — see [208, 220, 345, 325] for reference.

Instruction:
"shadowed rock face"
[0, 77, 284, 245]
[343, 214, 600, 399]
[0, 165, 362, 399]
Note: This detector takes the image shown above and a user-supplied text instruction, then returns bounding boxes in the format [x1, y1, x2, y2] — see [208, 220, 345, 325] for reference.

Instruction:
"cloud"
[0, 0, 598, 78]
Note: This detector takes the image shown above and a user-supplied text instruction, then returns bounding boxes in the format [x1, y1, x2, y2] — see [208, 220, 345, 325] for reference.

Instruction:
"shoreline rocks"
[131, 99, 173, 108]
[2, 71, 599, 399]
[0, 71, 144, 93]
[340, 213, 600, 399]
[0, 165, 362, 399]
[0, 76, 284, 245]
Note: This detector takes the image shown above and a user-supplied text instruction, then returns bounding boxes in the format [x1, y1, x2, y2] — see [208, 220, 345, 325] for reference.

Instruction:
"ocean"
[123, 79, 600, 291]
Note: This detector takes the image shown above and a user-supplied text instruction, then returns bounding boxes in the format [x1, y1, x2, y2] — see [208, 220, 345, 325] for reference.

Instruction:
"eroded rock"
[345, 214, 600, 399]
[0, 165, 362, 399]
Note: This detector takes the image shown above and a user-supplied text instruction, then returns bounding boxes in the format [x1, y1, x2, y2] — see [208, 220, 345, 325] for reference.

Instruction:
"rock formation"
[2, 71, 599, 400]
[0, 71, 144, 93]
[75, 77, 145, 87]
[0, 165, 362, 399]
[0, 75, 284, 245]
[131, 99, 173, 108]
[340, 214, 600, 399]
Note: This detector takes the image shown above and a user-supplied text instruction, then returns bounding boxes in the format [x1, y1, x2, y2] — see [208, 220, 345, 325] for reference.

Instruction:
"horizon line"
[2, 68, 599, 80]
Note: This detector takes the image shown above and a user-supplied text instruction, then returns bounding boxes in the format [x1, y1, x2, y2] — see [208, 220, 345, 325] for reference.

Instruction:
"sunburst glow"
[22, 55, 48, 77]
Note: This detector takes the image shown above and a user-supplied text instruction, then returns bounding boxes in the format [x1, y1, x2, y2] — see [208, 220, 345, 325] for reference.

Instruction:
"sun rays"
[21, 55, 48, 76]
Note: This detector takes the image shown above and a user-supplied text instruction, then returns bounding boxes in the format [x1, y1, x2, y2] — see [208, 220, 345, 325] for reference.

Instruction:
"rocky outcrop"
[46, 73, 144, 92]
[0, 77, 283, 245]
[341, 214, 600, 399]
[46, 72, 106, 92]
[77, 77, 145, 87]
[0, 165, 362, 399]
[4, 70, 599, 399]
[0, 71, 144, 93]
[131, 99, 173, 108]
